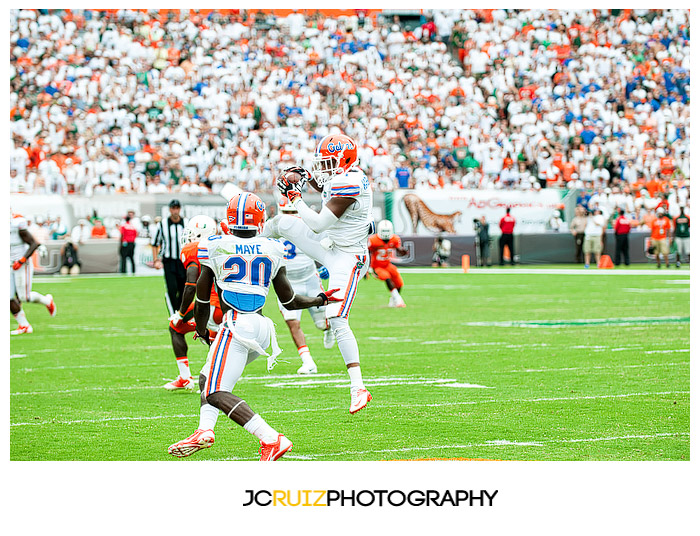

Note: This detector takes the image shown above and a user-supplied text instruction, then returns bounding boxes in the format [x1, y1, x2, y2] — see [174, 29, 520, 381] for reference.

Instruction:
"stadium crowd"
[10, 8, 690, 227]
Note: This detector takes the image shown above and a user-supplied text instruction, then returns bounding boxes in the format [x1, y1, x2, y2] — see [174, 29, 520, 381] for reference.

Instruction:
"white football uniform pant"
[274, 215, 368, 319]
[201, 311, 278, 396]
[676, 237, 690, 258]
[11, 261, 33, 302]
[277, 273, 328, 329]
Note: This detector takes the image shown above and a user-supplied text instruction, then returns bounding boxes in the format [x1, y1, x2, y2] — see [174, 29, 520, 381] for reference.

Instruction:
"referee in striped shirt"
[151, 199, 187, 314]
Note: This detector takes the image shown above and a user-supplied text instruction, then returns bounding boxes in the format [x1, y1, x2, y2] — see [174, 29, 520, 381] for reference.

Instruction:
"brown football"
[283, 171, 304, 184]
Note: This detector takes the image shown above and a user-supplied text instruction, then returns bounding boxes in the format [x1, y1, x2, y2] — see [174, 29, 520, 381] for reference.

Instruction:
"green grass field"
[10, 267, 690, 461]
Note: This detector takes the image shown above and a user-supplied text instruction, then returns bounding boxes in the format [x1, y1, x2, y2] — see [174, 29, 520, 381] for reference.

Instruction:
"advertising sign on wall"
[391, 189, 564, 236]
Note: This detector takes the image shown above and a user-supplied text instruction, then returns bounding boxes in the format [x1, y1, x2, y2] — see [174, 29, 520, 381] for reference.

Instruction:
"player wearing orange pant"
[163, 215, 222, 391]
[368, 220, 408, 307]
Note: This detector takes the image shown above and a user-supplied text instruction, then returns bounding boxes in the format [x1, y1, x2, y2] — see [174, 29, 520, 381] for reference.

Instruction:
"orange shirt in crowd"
[650, 216, 671, 240]
[91, 223, 108, 238]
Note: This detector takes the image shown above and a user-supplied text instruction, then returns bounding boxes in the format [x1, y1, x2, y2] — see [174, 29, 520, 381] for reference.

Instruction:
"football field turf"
[10, 267, 690, 461]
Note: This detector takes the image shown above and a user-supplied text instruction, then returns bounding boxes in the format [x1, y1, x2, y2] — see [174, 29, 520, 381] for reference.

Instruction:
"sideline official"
[151, 199, 187, 314]
[613, 209, 632, 266]
[499, 208, 516, 266]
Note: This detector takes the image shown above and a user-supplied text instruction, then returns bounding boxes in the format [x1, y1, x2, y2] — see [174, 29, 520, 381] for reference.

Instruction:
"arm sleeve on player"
[292, 199, 339, 233]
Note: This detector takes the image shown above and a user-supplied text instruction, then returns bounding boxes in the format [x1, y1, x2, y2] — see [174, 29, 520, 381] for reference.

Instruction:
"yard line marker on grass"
[213, 432, 691, 461]
[623, 288, 689, 293]
[10, 390, 689, 427]
[644, 349, 691, 354]
[502, 361, 690, 374]
[462, 316, 689, 328]
[399, 268, 689, 275]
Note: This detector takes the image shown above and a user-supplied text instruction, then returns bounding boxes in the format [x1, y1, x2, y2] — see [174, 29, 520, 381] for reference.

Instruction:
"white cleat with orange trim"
[163, 376, 196, 391]
[11, 325, 33, 335]
[46, 294, 57, 316]
[259, 434, 293, 461]
[168, 429, 215, 457]
[349, 387, 372, 414]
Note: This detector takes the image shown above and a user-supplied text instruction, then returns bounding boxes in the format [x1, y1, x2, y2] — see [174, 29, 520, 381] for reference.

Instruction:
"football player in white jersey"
[266, 132, 374, 414]
[10, 212, 56, 334]
[168, 193, 342, 461]
[276, 198, 335, 375]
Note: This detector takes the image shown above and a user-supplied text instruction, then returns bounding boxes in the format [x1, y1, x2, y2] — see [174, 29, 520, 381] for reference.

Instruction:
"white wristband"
[281, 292, 296, 306]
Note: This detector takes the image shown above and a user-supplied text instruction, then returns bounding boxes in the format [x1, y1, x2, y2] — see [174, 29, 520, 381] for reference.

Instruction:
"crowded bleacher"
[10, 8, 690, 229]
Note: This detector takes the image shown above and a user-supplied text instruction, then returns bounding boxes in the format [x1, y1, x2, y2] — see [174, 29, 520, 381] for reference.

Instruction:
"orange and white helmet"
[181, 215, 217, 245]
[226, 192, 266, 233]
[311, 133, 358, 185]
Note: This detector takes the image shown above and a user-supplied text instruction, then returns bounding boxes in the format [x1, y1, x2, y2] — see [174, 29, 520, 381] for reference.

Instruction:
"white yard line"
[216, 432, 691, 461]
[399, 268, 690, 275]
[10, 390, 688, 427]
[623, 288, 689, 293]
[501, 361, 690, 374]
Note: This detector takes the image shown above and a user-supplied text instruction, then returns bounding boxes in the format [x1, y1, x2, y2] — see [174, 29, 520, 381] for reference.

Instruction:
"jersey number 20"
[223, 256, 273, 287]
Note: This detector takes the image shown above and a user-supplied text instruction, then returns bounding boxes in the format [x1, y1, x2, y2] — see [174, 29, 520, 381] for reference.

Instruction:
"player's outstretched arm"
[194, 265, 215, 341]
[272, 267, 342, 310]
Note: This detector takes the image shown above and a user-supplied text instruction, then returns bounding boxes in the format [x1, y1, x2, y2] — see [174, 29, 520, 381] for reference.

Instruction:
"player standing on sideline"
[265, 132, 374, 414]
[10, 211, 56, 334]
[276, 198, 335, 375]
[168, 193, 342, 460]
[499, 207, 516, 266]
[651, 208, 672, 269]
[368, 220, 408, 307]
[163, 215, 221, 391]
[672, 207, 690, 267]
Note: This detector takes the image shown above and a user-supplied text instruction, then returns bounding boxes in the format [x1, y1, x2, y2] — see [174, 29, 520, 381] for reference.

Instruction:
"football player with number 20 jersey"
[268, 132, 374, 415]
[168, 193, 342, 461]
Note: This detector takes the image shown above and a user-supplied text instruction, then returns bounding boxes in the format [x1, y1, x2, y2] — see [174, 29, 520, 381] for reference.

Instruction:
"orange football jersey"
[180, 241, 220, 308]
[369, 234, 402, 269]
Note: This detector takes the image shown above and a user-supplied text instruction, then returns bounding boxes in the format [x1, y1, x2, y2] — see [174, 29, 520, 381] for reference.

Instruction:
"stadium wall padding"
[396, 232, 656, 267]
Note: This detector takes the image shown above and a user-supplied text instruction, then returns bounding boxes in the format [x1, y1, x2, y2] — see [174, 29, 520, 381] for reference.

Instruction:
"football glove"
[276, 166, 309, 202]
[318, 288, 343, 306]
[193, 330, 211, 346]
[12, 257, 27, 270]
[168, 311, 184, 327]
[317, 265, 329, 280]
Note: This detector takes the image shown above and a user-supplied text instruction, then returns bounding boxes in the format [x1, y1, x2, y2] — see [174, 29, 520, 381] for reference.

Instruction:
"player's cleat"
[163, 376, 196, 391]
[323, 328, 335, 349]
[10, 325, 33, 335]
[46, 294, 57, 316]
[388, 294, 397, 307]
[259, 434, 293, 461]
[168, 429, 215, 457]
[349, 387, 372, 414]
[297, 361, 318, 374]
